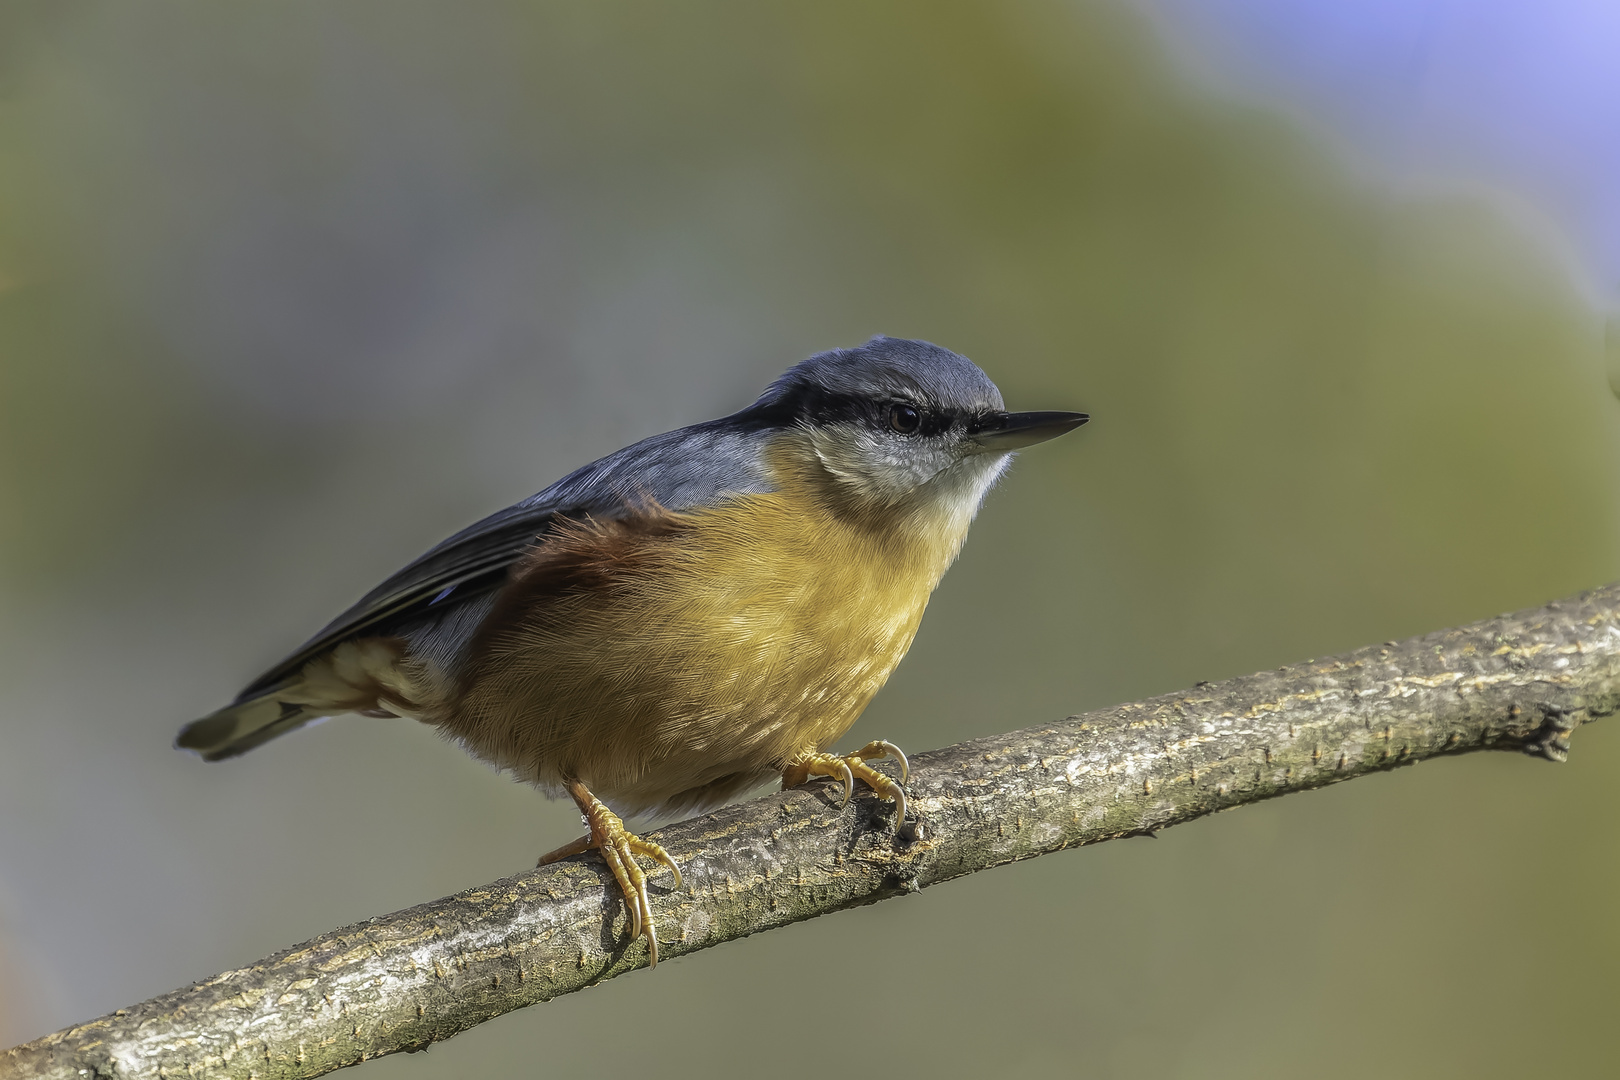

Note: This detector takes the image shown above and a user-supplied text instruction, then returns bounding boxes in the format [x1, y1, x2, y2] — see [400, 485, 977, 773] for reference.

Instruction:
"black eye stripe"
[911, 407, 954, 437]
[742, 386, 958, 436]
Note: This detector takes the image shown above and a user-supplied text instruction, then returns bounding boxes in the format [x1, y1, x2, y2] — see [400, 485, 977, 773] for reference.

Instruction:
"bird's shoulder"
[234, 415, 784, 699]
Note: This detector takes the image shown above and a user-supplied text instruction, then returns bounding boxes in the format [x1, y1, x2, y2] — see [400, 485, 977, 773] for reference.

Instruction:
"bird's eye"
[888, 403, 921, 434]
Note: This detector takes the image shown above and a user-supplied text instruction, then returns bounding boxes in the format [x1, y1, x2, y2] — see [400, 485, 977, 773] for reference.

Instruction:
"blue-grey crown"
[755, 336, 1005, 417]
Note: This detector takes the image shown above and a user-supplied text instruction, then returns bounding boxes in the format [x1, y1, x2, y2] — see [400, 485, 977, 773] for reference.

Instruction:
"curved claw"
[877, 740, 909, 782]
[847, 759, 906, 827]
[597, 836, 642, 944]
[787, 746, 911, 832]
[627, 883, 643, 946]
[635, 879, 658, 967]
[851, 739, 910, 783]
[783, 753, 856, 805]
[834, 760, 854, 806]
[633, 837, 684, 891]
[561, 779, 681, 969]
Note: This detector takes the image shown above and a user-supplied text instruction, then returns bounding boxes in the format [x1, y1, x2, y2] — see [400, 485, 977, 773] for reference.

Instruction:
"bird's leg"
[783, 739, 909, 827]
[537, 779, 682, 966]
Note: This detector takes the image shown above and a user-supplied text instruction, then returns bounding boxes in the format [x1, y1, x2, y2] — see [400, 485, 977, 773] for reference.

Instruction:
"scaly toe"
[850, 739, 909, 782]
[848, 759, 907, 825]
[795, 753, 856, 806]
[564, 781, 682, 968]
[788, 745, 910, 828]
[612, 835, 655, 962]
[630, 836, 683, 890]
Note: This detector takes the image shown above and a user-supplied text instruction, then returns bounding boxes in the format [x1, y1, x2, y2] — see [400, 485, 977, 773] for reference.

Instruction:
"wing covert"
[233, 415, 781, 701]
[235, 500, 562, 699]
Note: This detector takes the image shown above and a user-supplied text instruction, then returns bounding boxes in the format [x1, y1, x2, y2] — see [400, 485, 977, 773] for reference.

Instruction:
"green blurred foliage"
[1, 1, 1617, 1076]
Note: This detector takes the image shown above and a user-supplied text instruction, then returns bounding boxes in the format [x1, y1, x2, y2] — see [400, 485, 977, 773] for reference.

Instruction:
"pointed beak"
[967, 410, 1089, 452]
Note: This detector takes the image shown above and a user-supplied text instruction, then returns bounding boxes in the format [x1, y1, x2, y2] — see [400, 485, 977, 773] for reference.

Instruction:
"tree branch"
[8, 584, 1620, 1080]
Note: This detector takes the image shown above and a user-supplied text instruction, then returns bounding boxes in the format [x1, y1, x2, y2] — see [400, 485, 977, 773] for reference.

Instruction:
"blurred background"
[3, 1, 1619, 1076]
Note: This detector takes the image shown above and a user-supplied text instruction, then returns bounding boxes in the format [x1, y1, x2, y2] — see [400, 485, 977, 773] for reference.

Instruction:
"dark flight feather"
[235, 419, 779, 700]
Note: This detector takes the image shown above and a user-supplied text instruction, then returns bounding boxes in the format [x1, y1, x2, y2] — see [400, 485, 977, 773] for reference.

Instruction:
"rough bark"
[7, 584, 1620, 1080]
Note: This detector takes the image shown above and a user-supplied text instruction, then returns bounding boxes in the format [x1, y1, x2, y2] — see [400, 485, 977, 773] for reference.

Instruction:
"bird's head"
[749, 336, 1087, 526]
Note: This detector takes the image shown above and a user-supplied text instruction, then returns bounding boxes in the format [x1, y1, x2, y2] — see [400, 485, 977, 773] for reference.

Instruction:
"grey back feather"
[236, 420, 781, 700]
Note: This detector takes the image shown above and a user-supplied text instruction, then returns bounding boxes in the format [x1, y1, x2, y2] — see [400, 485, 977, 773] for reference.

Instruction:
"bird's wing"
[234, 500, 563, 699]
[234, 417, 779, 700]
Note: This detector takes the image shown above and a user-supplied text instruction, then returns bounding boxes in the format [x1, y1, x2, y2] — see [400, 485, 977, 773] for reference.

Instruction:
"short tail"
[176, 690, 327, 761]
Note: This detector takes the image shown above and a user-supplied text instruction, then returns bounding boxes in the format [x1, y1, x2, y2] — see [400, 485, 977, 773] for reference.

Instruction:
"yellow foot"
[538, 779, 682, 966]
[783, 739, 909, 827]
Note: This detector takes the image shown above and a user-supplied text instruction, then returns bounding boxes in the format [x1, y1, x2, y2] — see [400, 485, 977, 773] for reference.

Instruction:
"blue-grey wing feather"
[236, 418, 779, 699]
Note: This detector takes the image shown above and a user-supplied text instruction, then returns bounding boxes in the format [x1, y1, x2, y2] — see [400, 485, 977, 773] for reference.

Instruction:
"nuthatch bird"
[178, 336, 1087, 963]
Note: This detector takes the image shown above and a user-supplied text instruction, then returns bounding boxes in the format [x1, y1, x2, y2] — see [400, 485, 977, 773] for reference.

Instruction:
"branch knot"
[1523, 703, 1581, 762]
